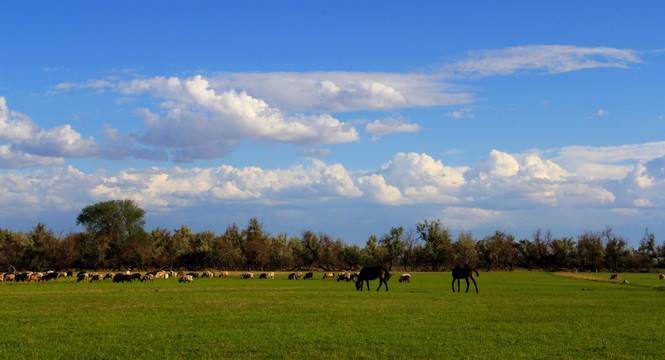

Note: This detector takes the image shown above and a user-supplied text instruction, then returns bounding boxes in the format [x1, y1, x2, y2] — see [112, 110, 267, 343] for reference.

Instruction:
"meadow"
[1, 271, 663, 359]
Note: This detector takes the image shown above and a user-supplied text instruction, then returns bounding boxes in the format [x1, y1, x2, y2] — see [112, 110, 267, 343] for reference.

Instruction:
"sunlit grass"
[1, 272, 663, 359]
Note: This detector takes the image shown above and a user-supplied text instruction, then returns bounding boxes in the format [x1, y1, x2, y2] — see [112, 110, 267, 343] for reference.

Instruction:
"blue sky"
[1, 2, 665, 246]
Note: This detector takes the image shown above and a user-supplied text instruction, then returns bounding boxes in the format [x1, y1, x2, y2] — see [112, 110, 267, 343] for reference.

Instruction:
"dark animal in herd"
[303, 272, 314, 280]
[113, 273, 132, 283]
[355, 266, 391, 291]
[452, 265, 479, 293]
[610, 274, 619, 280]
[660, 274, 665, 280]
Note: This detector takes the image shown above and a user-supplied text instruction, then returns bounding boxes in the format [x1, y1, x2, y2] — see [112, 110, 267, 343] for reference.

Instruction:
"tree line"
[1, 200, 664, 273]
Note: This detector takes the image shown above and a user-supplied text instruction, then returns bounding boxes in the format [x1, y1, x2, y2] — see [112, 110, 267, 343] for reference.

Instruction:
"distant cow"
[89, 274, 103, 282]
[303, 272, 314, 280]
[141, 274, 155, 282]
[103, 273, 113, 280]
[113, 273, 132, 283]
[259, 272, 274, 279]
[154, 270, 168, 279]
[355, 266, 391, 292]
[219, 271, 229, 278]
[179, 275, 194, 283]
[259, 273, 268, 279]
[241, 272, 254, 279]
[399, 274, 411, 283]
[610, 274, 619, 280]
[186, 272, 200, 278]
[77, 272, 89, 282]
[201, 271, 215, 278]
[4, 274, 15, 282]
[131, 273, 142, 281]
[177, 270, 186, 277]
[660, 274, 665, 280]
[322, 272, 334, 279]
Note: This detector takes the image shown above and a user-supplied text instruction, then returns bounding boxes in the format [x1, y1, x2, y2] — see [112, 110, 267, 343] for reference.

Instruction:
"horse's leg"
[452, 278, 456, 292]
[465, 277, 470, 293]
[376, 279, 383, 291]
[366, 280, 370, 291]
[457, 278, 461, 292]
[383, 278, 389, 291]
[470, 277, 478, 293]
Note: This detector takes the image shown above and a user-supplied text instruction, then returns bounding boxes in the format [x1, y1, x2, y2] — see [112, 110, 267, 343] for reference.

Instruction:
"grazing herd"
[4, 267, 663, 291]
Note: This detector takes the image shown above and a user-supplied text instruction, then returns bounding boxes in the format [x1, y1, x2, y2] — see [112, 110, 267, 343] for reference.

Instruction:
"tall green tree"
[380, 226, 404, 271]
[416, 219, 452, 271]
[26, 223, 60, 271]
[76, 199, 146, 269]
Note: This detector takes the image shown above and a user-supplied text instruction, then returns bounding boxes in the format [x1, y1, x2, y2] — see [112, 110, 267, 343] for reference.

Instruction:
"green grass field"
[1, 271, 663, 359]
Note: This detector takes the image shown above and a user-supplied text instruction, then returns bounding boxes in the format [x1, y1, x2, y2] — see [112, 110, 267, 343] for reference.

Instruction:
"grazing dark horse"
[452, 265, 479, 293]
[355, 266, 391, 292]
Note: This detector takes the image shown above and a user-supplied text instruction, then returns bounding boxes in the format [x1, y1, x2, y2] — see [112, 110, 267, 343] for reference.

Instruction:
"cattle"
[610, 274, 619, 280]
[59, 272, 68, 278]
[259, 273, 268, 279]
[355, 266, 391, 291]
[186, 272, 200, 278]
[349, 273, 359, 282]
[303, 272, 314, 280]
[179, 275, 194, 283]
[66, 271, 74, 277]
[42, 272, 59, 282]
[241, 272, 254, 279]
[452, 265, 479, 293]
[14, 273, 29, 282]
[219, 271, 229, 278]
[660, 274, 665, 280]
[398, 274, 411, 283]
[113, 273, 132, 283]
[177, 270, 186, 277]
[322, 272, 334, 279]
[103, 273, 114, 280]
[337, 272, 350, 282]
[77, 272, 89, 283]
[89, 274, 103, 282]
[201, 271, 215, 278]
[141, 274, 155, 282]
[4, 274, 15, 282]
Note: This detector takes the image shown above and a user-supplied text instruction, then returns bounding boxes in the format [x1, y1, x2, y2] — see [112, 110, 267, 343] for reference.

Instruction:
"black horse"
[355, 266, 392, 291]
[451, 265, 479, 293]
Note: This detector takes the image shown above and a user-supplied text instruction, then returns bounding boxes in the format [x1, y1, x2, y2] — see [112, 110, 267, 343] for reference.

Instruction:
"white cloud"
[365, 117, 421, 140]
[443, 45, 641, 78]
[0, 97, 98, 167]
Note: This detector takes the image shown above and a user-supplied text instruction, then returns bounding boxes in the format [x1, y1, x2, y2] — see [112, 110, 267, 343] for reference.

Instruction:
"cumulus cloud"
[443, 45, 641, 78]
[119, 76, 360, 161]
[0, 97, 98, 168]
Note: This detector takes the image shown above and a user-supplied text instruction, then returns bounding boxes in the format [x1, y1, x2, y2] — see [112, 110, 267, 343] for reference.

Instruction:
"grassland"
[1, 271, 664, 359]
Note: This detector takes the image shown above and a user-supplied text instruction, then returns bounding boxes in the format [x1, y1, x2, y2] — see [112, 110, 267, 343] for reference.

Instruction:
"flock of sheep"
[0, 269, 413, 285]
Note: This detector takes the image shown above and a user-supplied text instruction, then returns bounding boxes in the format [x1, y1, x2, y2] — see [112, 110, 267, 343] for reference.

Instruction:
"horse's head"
[355, 279, 362, 291]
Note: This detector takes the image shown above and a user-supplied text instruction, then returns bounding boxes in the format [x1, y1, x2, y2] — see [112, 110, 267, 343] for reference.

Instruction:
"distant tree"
[341, 243, 362, 270]
[399, 229, 418, 271]
[26, 223, 60, 271]
[550, 236, 576, 271]
[241, 218, 271, 270]
[76, 199, 146, 269]
[576, 231, 605, 271]
[453, 231, 478, 267]
[298, 230, 320, 269]
[416, 219, 453, 271]
[0, 228, 29, 270]
[603, 227, 630, 272]
[380, 226, 404, 271]
[268, 233, 293, 270]
[635, 228, 658, 270]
